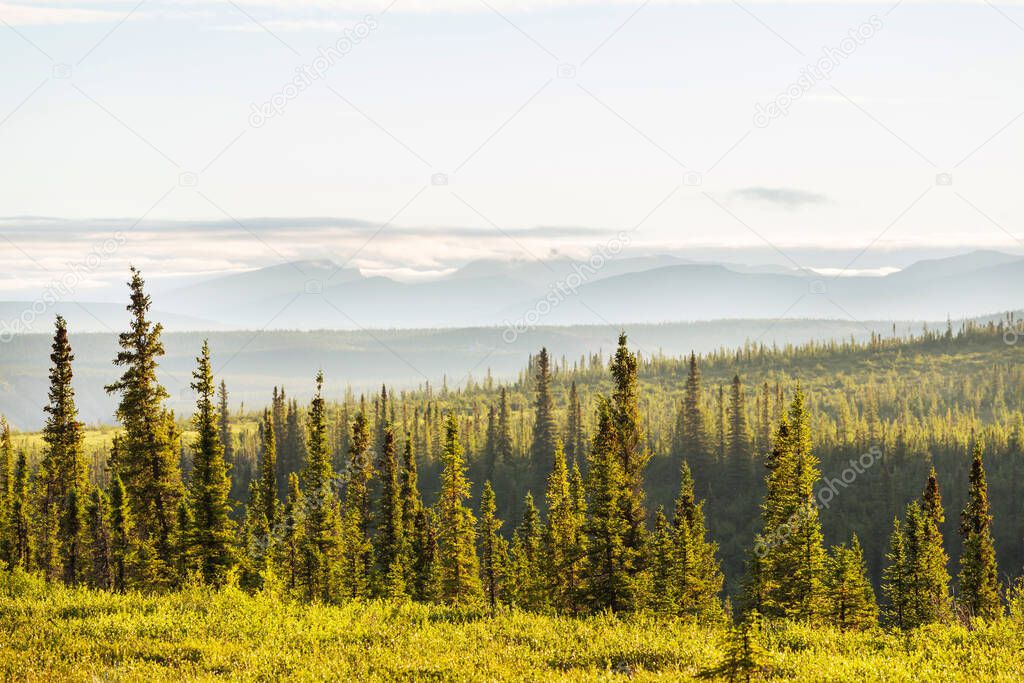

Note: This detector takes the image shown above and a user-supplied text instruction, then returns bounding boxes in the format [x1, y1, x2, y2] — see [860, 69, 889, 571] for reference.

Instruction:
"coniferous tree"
[825, 535, 878, 630]
[649, 507, 678, 614]
[881, 516, 909, 628]
[582, 399, 633, 612]
[680, 352, 709, 475]
[746, 389, 827, 622]
[508, 491, 545, 611]
[958, 442, 1001, 620]
[0, 416, 11, 514]
[544, 440, 585, 614]
[108, 476, 135, 591]
[531, 348, 557, 480]
[278, 472, 302, 592]
[187, 341, 235, 585]
[105, 268, 183, 571]
[5, 450, 31, 570]
[85, 487, 113, 590]
[495, 388, 514, 467]
[411, 507, 440, 603]
[258, 411, 279, 526]
[727, 374, 751, 485]
[298, 372, 343, 601]
[478, 481, 507, 611]
[673, 461, 725, 620]
[436, 414, 481, 604]
[37, 316, 87, 582]
[375, 424, 404, 592]
[340, 410, 373, 599]
[239, 480, 271, 591]
[609, 333, 649, 574]
[281, 398, 307, 490]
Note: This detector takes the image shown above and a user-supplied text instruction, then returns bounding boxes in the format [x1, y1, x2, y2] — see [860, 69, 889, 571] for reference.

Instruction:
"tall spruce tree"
[727, 374, 751, 486]
[340, 410, 373, 599]
[565, 381, 584, 462]
[258, 410, 279, 525]
[508, 492, 545, 611]
[376, 424, 404, 589]
[531, 348, 557, 481]
[958, 442, 1001, 620]
[37, 316, 87, 582]
[436, 414, 482, 604]
[609, 333, 649, 572]
[680, 352, 709, 475]
[217, 380, 233, 466]
[105, 268, 183, 570]
[582, 399, 633, 612]
[186, 341, 235, 585]
[278, 472, 302, 592]
[298, 372, 343, 601]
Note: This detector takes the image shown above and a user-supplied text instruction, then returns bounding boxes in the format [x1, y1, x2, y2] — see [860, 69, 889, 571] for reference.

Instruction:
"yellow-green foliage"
[1, 571, 1022, 682]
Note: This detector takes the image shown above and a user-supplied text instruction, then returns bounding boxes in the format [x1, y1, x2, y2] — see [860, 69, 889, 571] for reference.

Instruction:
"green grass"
[2, 572, 1022, 682]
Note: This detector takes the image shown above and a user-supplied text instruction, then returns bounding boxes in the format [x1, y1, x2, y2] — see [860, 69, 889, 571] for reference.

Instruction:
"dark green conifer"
[478, 481, 507, 611]
[958, 442, 1001, 620]
[105, 268, 184, 570]
[186, 341, 235, 585]
[825, 535, 878, 630]
[436, 414, 481, 604]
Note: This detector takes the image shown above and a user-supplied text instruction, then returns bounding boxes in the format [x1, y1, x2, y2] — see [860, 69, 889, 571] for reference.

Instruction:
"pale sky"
[1, 0, 1023, 291]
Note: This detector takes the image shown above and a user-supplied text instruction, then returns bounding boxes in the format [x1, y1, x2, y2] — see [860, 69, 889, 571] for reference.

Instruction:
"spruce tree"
[278, 472, 302, 592]
[582, 399, 633, 612]
[881, 516, 909, 628]
[258, 411, 279, 526]
[37, 316, 87, 582]
[340, 410, 373, 599]
[825, 535, 878, 630]
[376, 424, 404, 586]
[680, 351, 708, 474]
[108, 475, 135, 591]
[61, 488, 85, 584]
[411, 507, 440, 603]
[727, 374, 751, 485]
[187, 341, 235, 585]
[478, 481, 507, 611]
[531, 347, 557, 480]
[85, 487, 113, 590]
[544, 440, 585, 614]
[436, 414, 481, 604]
[609, 333, 649, 571]
[105, 267, 183, 570]
[958, 442, 1001, 620]
[649, 507, 678, 614]
[745, 389, 827, 622]
[673, 461, 725, 620]
[298, 372, 343, 601]
[239, 480, 271, 591]
[508, 492, 545, 611]
[5, 451, 30, 570]
[565, 381, 584, 462]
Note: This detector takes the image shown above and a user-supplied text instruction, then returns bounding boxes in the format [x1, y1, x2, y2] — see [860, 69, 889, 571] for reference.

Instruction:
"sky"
[1, 0, 1023, 294]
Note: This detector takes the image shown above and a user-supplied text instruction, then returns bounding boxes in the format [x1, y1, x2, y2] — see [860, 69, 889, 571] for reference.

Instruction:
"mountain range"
[2, 250, 1019, 334]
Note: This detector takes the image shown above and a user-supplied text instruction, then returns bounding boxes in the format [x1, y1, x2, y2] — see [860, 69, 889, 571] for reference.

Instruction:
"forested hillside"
[3, 269, 1022, 620]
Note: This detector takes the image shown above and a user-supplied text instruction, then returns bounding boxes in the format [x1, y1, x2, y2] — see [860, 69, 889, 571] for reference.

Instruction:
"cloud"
[731, 187, 833, 210]
[0, 2, 124, 25]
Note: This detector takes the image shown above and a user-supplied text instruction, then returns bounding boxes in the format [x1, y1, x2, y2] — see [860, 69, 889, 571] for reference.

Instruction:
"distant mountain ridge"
[0, 250, 1021, 333]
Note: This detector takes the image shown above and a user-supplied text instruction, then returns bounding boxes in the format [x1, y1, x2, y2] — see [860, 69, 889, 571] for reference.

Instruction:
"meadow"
[1, 570, 1022, 682]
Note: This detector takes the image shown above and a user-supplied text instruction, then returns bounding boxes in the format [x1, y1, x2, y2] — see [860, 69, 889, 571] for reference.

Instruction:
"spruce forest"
[1, 268, 1023, 681]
